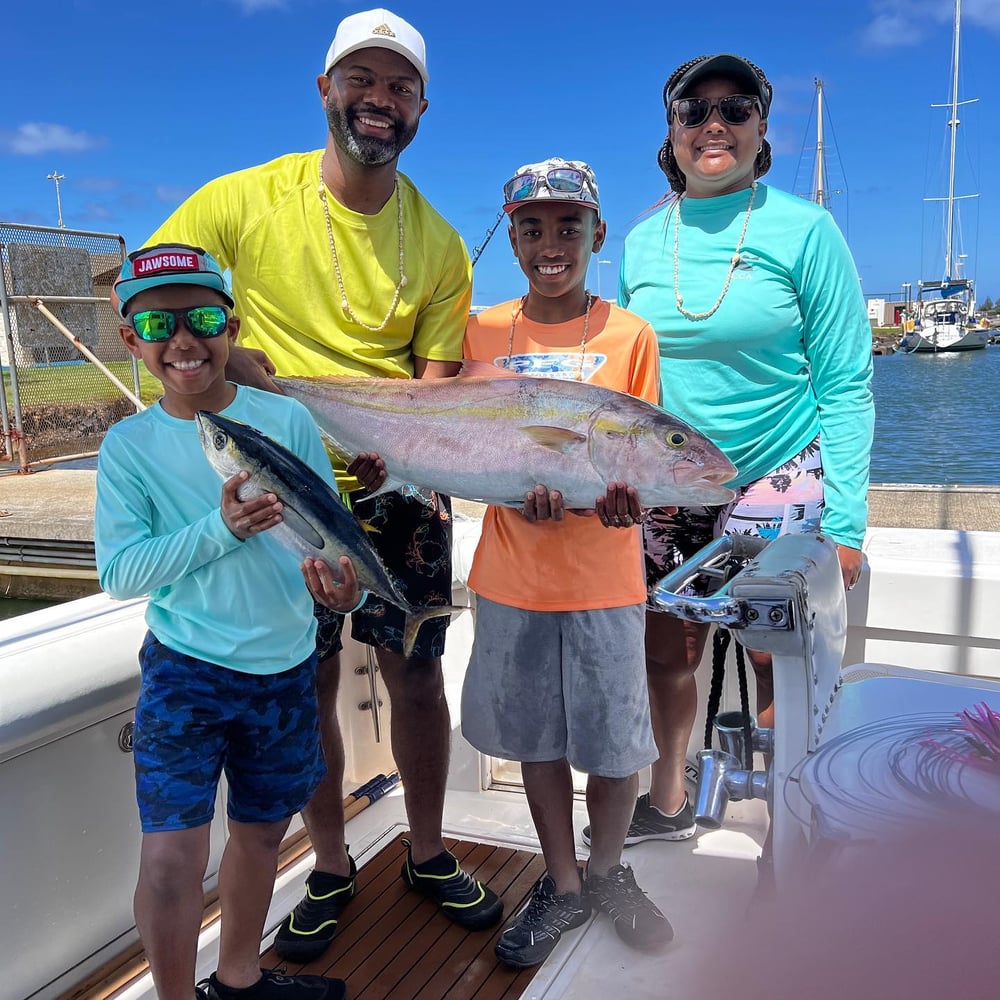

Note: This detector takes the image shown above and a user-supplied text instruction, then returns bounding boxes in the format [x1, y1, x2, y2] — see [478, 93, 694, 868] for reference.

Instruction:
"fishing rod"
[471, 209, 505, 267]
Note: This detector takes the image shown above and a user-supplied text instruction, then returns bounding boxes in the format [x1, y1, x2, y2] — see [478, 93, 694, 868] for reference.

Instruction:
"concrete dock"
[2, 463, 998, 600]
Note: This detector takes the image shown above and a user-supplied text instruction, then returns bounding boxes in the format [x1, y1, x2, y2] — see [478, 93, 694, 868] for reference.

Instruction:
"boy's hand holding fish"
[220, 469, 364, 612]
[220, 470, 284, 540]
[302, 555, 363, 614]
[522, 481, 660, 527]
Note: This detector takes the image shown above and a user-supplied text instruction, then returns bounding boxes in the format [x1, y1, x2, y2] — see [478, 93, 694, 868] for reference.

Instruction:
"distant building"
[865, 297, 896, 326]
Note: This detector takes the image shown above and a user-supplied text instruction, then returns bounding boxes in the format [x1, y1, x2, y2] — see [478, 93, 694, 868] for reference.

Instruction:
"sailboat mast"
[944, 0, 961, 279]
[813, 78, 825, 208]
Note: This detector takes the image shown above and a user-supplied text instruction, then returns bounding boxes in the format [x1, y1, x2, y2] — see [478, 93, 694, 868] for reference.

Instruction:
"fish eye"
[666, 431, 688, 449]
[212, 431, 227, 450]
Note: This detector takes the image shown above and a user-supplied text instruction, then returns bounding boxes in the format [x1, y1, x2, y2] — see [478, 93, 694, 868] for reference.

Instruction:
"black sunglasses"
[672, 95, 761, 128]
[128, 306, 231, 342]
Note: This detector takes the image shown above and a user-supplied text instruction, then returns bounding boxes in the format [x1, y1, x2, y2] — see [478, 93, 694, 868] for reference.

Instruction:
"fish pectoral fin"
[362, 479, 435, 508]
[364, 476, 408, 501]
[521, 425, 589, 454]
[278, 500, 326, 551]
[316, 428, 354, 466]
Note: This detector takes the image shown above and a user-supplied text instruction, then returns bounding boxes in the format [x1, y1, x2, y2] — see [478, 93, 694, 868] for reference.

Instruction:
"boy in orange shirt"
[461, 158, 672, 968]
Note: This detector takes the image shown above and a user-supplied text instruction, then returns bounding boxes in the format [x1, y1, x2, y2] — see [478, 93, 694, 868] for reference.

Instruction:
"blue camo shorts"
[314, 489, 454, 661]
[133, 632, 325, 833]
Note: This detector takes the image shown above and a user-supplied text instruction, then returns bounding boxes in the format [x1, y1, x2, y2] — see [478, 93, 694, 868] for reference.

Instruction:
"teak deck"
[62, 833, 548, 1000]
[274, 835, 547, 999]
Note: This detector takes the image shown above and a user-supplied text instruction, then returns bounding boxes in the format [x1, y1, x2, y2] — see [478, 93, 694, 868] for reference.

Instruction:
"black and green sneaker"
[273, 857, 357, 962]
[400, 838, 503, 930]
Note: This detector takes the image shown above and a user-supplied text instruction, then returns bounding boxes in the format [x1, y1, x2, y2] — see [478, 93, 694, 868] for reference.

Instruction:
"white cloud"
[155, 184, 196, 204]
[227, 0, 286, 13]
[0, 122, 105, 155]
[79, 201, 114, 221]
[74, 176, 120, 193]
[965, 0, 1000, 28]
[862, 0, 1000, 48]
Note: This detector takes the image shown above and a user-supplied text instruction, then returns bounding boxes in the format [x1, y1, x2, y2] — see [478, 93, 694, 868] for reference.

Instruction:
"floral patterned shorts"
[643, 435, 824, 599]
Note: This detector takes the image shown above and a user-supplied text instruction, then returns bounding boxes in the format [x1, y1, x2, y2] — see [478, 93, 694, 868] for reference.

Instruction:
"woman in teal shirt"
[608, 53, 873, 847]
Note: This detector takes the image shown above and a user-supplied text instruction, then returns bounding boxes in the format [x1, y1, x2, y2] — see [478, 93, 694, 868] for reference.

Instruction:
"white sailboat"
[901, 0, 988, 353]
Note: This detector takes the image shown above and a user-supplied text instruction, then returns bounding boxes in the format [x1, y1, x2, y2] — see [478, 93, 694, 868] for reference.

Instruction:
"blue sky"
[3, 0, 999, 308]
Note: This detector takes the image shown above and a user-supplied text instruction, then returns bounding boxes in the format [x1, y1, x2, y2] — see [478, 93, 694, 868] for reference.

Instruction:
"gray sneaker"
[495, 873, 591, 969]
[582, 793, 697, 846]
[585, 863, 673, 951]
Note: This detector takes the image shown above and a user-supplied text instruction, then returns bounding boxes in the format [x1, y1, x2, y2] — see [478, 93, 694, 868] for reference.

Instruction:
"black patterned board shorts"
[643, 436, 825, 601]
[133, 632, 324, 832]
[314, 490, 454, 662]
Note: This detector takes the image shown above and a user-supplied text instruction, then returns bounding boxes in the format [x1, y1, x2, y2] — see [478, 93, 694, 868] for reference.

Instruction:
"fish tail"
[402, 604, 467, 658]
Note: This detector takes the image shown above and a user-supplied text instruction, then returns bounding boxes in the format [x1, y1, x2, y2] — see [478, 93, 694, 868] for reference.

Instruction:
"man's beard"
[326, 98, 418, 167]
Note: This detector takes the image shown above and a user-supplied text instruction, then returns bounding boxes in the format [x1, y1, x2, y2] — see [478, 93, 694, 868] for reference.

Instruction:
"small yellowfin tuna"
[196, 411, 460, 657]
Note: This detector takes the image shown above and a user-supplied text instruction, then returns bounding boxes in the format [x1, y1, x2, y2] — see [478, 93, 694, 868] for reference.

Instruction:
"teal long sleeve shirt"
[620, 184, 874, 549]
[95, 386, 334, 674]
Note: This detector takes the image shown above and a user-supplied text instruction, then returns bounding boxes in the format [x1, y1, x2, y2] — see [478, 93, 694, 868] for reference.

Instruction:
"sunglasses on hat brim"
[503, 167, 596, 206]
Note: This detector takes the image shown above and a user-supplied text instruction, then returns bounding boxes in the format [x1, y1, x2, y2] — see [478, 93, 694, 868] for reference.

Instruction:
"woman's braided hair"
[657, 55, 773, 194]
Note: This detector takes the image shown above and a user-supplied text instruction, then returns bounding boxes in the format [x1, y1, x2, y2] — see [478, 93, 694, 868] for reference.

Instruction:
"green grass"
[3, 361, 162, 405]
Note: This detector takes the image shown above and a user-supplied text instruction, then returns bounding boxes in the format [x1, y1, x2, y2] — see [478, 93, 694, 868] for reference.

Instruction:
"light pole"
[597, 259, 612, 300]
[47, 168, 67, 245]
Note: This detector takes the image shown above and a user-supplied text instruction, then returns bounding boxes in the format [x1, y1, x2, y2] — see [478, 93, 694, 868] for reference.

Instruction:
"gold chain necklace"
[673, 181, 756, 322]
[317, 155, 406, 334]
[505, 292, 593, 381]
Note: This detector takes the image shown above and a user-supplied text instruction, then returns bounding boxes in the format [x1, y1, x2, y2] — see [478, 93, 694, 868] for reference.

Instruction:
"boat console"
[651, 531, 1000, 884]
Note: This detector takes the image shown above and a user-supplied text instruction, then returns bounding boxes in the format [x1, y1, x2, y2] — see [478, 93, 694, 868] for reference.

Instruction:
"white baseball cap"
[324, 8, 428, 84]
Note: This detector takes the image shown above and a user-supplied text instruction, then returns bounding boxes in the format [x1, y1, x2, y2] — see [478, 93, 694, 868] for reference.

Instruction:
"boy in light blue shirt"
[96, 244, 358, 1000]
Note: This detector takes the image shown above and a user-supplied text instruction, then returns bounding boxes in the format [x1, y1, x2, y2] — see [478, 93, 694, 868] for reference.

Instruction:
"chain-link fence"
[1, 223, 143, 470]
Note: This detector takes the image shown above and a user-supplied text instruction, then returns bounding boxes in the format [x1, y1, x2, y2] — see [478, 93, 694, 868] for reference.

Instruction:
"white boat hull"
[901, 324, 989, 352]
[4, 520, 1000, 998]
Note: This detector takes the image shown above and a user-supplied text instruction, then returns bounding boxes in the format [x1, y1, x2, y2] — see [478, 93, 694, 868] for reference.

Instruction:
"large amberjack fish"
[275, 362, 737, 509]
[195, 411, 459, 657]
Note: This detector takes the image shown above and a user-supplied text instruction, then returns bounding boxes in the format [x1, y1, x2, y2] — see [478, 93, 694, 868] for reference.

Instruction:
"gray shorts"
[461, 597, 657, 779]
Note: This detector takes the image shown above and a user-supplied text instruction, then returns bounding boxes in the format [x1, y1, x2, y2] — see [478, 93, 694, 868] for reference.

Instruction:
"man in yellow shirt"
[147, 8, 500, 961]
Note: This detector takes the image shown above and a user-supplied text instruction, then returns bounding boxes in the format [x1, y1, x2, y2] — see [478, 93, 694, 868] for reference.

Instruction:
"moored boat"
[900, 278, 989, 353]
[901, 0, 986, 355]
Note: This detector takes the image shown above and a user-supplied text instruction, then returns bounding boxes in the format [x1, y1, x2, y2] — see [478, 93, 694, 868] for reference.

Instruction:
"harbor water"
[870, 345, 1000, 485]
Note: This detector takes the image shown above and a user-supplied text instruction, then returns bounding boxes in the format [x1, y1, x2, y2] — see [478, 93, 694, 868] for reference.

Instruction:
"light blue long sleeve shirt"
[95, 386, 334, 674]
[621, 184, 874, 549]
